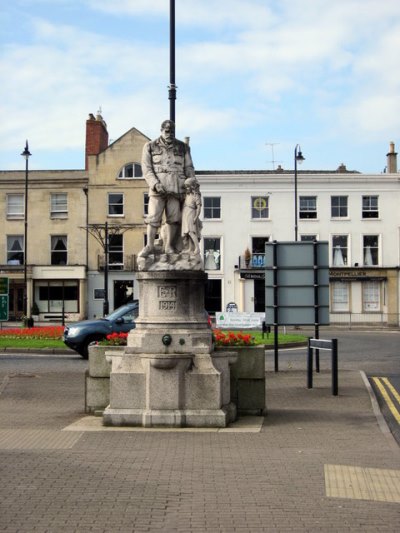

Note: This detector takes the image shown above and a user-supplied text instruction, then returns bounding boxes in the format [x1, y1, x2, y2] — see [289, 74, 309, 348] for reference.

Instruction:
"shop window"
[251, 196, 269, 219]
[7, 194, 24, 219]
[50, 193, 68, 218]
[118, 163, 142, 179]
[363, 235, 379, 266]
[7, 235, 24, 265]
[363, 281, 380, 311]
[332, 235, 348, 266]
[299, 196, 317, 219]
[204, 197, 221, 219]
[51, 236, 67, 265]
[362, 196, 379, 218]
[331, 196, 348, 218]
[35, 280, 79, 313]
[204, 238, 221, 270]
[108, 193, 124, 216]
[331, 281, 349, 312]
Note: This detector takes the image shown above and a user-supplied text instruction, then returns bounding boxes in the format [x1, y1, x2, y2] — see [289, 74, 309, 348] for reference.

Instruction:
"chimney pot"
[386, 142, 398, 173]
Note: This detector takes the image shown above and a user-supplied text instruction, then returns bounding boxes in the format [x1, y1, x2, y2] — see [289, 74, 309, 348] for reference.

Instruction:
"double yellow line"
[372, 377, 400, 424]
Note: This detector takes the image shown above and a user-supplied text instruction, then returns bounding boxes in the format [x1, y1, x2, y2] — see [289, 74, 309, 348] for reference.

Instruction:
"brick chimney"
[85, 111, 109, 170]
[386, 141, 397, 173]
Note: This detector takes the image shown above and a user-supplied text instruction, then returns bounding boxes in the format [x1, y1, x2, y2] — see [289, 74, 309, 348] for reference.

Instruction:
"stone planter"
[85, 344, 124, 414]
[216, 345, 266, 415]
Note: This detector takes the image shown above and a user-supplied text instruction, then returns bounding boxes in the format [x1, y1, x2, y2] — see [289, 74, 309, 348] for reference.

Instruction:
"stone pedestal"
[103, 271, 237, 428]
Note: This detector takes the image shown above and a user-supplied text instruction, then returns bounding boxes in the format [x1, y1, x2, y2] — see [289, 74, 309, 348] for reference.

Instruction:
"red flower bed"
[213, 329, 255, 346]
[0, 326, 64, 339]
[99, 332, 129, 346]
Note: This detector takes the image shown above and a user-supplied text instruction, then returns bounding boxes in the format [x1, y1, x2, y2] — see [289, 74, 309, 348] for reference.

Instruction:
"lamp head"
[295, 146, 305, 164]
[21, 140, 32, 160]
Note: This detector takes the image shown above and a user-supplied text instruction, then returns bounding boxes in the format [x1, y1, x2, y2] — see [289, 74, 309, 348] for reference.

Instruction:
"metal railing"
[237, 253, 265, 269]
[97, 254, 136, 271]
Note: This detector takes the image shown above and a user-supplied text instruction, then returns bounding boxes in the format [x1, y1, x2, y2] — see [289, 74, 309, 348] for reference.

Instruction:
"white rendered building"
[197, 144, 400, 326]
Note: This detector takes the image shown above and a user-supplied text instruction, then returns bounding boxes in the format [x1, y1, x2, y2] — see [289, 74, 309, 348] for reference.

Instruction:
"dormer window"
[118, 163, 142, 179]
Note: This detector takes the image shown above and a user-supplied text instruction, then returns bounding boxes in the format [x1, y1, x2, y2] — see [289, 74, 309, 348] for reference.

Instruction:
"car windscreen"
[105, 303, 138, 321]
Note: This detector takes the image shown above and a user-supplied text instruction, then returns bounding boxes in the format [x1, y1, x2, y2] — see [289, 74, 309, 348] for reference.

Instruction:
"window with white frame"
[332, 235, 348, 266]
[118, 163, 142, 179]
[331, 196, 348, 218]
[331, 281, 349, 312]
[362, 195, 379, 218]
[108, 193, 124, 216]
[363, 281, 380, 311]
[50, 193, 68, 218]
[363, 235, 379, 266]
[109, 234, 123, 269]
[7, 235, 24, 265]
[51, 235, 67, 265]
[299, 196, 317, 219]
[7, 194, 24, 219]
[204, 197, 221, 219]
[251, 196, 269, 219]
[204, 237, 221, 270]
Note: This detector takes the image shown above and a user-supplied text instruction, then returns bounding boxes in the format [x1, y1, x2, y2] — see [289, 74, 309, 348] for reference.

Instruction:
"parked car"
[63, 301, 139, 359]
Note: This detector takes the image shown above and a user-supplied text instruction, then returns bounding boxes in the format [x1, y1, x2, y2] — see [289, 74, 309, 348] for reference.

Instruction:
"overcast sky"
[1, 0, 400, 173]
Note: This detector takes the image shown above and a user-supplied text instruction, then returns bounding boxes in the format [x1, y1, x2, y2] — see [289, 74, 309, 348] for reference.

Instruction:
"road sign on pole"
[0, 295, 8, 321]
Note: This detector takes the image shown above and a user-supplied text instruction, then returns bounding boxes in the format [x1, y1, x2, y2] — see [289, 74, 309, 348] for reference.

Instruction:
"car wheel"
[79, 335, 105, 359]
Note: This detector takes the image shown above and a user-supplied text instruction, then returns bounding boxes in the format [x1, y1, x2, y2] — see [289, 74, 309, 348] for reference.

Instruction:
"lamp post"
[21, 140, 32, 320]
[294, 144, 305, 241]
[168, 0, 176, 123]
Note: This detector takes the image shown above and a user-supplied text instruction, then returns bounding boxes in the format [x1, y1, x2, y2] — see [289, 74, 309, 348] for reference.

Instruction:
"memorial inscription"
[158, 285, 177, 312]
[158, 286, 177, 298]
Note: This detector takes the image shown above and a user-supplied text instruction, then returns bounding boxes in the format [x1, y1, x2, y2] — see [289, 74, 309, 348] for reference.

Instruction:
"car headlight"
[66, 327, 80, 338]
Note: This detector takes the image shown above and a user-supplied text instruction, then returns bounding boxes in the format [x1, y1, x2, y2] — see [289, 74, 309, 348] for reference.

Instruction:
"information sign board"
[265, 241, 329, 326]
[216, 312, 264, 329]
[0, 294, 8, 321]
[0, 277, 9, 321]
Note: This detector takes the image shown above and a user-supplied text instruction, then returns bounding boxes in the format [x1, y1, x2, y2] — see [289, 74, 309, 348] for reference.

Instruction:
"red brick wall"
[85, 115, 109, 169]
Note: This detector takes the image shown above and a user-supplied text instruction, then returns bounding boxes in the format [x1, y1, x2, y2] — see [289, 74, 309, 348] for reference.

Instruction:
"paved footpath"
[0, 353, 399, 532]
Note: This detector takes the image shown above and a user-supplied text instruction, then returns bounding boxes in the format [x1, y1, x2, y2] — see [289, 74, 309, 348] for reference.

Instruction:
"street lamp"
[21, 140, 32, 319]
[294, 144, 305, 241]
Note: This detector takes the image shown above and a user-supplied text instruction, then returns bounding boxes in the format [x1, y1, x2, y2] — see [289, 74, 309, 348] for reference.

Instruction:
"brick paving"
[0, 353, 399, 532]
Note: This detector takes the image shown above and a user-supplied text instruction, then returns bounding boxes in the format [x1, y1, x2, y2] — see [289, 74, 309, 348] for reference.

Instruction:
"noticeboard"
[265, 241, 329, 326]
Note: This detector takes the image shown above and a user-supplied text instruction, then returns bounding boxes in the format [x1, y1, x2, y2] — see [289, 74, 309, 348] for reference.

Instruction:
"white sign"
[216, 312, 264, 329]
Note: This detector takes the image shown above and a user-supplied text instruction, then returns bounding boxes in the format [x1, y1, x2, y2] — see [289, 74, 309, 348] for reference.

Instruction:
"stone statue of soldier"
[139, 120, 196, 257]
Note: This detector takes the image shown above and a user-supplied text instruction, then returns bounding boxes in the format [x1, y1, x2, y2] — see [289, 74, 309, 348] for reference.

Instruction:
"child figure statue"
[181, 177, 202, 255]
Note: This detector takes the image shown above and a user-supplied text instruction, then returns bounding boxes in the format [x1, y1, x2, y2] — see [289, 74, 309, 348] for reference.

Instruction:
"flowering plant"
[213, 329, 256, 347]
[98, 332, 128, 346]
[0, 326, 64, 339]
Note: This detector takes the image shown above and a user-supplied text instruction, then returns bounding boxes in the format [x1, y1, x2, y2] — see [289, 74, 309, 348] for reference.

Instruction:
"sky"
[1, 0, 400, 174]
